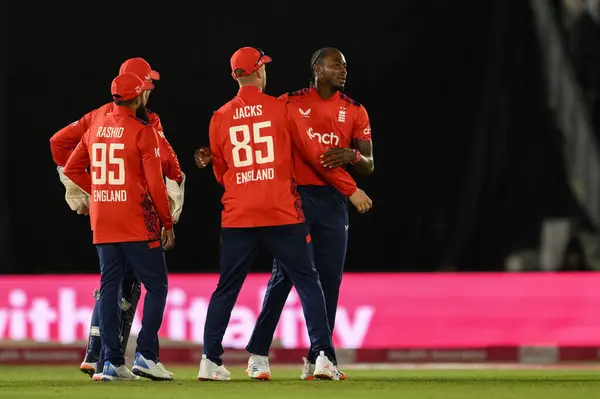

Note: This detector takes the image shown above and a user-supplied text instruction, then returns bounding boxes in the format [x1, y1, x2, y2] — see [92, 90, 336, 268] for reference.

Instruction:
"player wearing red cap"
[197, 47, 372, 382]
[49, 58, 182, 379]
[64, 73, 174, 382]
[195, 48, 374, 380]
[246, 47, 375, 380]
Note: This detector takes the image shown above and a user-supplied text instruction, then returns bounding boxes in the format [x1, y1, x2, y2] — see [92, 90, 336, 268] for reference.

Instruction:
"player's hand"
[58, 166, 90, 213]
[194, 147, 212, 168]
[320, 148, 356, 168]
[77, 204, 89, 216]
[65, 188, 90, 214]
[348, 189, 373, 214]
[162, 228, 175, 250]
[166, 173, 185, 224]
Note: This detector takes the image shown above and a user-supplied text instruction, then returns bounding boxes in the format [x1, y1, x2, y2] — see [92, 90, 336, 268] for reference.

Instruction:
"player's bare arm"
[351, 139, 374, 175]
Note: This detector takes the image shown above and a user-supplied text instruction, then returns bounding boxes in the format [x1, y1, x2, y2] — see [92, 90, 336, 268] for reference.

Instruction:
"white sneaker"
[300, 357, 315, 380]
[246, 354, 271, 381]
[333, 366, 347, 381]
[101, 361, 140, 381]
[131, 352, 174, 381]
[198, 354, 231, 381]
[313, 351, 335, 380]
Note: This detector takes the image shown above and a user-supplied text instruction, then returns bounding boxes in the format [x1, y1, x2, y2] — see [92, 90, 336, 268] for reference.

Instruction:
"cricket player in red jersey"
[64, 73, 175, 382]
[245, 47, 375, 380]
[49, 58, 183, 379]
[198, 47, 372, 382]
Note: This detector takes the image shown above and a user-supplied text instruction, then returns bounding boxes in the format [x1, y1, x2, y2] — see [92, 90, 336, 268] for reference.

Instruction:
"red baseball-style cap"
[111, 73, 145, 101]
[119, 57, 159, 90]
[230, 47, 272, 79]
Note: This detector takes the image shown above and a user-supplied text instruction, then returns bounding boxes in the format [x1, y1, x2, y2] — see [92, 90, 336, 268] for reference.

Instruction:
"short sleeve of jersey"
[277, 93, 289, 102]
[353, 105, 372, 141]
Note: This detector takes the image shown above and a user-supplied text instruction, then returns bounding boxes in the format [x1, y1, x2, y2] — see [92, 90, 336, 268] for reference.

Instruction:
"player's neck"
[314, 84, 337, 101]
[238, 83, 263, 92]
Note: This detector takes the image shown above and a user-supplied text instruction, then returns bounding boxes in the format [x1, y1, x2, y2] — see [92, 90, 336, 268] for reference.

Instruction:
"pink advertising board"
[0, 273, 598, 348]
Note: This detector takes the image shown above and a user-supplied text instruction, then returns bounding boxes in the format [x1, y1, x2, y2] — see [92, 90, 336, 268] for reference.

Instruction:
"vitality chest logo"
[306, 127, 340, 146]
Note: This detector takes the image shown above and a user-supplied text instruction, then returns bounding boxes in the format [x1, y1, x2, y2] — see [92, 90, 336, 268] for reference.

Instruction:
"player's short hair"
[114, 97, 136, 106]
[233, 68, 250, 79]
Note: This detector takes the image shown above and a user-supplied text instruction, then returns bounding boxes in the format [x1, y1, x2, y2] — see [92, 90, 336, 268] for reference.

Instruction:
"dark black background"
[4, 1, 581, 274]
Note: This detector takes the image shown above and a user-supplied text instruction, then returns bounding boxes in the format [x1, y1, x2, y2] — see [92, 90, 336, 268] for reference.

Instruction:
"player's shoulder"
[287, 88, 312, 98]
[89, 102, 115, 118]
[145, 108, 161, 123]
[259, 91, 284, 107]
[280, 88, 311, 102]
[339, 93, 362, 108]
[213, 101, 233, 117]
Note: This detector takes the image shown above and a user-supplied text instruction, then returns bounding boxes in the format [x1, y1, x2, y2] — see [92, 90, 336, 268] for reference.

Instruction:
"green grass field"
[0, 365, 599, 398]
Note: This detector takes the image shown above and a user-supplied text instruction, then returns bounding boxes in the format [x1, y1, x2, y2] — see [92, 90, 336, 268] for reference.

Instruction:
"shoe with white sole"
[131, 352, 174, 381]
[198, 354, 231, 381]
[313, 351, 336, 380]
[90, 361, 103, 381]
[101, 361, 140, 381]
[300, 357, 315, 380]
[246, 354, 271, 381]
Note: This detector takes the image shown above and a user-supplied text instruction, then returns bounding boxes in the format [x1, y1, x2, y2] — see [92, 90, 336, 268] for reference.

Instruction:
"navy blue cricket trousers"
[246, 186, 348, 363]
[96, 241, 168, 366]
[203, 223, 336, 366]
[87, 267, 137, 362]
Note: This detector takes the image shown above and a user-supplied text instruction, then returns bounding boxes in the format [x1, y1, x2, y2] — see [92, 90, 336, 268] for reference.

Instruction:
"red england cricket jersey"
[210, 86, 357, 228]
[279, 88, 372, 187]
[50, 103, 183, 184]
[63, 105, 173, 244]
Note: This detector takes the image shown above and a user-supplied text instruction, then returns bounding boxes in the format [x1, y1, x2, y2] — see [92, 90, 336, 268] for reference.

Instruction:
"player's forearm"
[50, 126, 86, 166]
[63, 170, 92, 194]
[162, 160, 184, 184]
[352, 140, 374, 176]
[160, 139, 184, 184]
[321, 170, 357, 197]
[213, 166, 226, 186]
[353, 155, 374, 176]
[144, 162, 174, 229]
[147, 180, 174, 229]
[50, 144, 73, 167]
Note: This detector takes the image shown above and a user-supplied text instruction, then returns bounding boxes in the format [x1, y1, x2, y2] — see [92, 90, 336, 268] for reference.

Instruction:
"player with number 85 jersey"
[198, 47, 372, 382]
[209, 66, 362, 228]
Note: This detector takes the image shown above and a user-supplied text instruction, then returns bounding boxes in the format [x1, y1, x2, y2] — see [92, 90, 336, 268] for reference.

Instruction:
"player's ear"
[315, 65, 323, 78]
[256, 64, 266, 79]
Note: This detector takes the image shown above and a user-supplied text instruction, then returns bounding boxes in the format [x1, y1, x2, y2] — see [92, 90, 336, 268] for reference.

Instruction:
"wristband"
[350, 149, 362, 165]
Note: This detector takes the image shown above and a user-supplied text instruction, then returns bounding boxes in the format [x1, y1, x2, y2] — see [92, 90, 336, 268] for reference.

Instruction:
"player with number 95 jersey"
[64, 73, 174, 382]
[64, 74, 173, 245]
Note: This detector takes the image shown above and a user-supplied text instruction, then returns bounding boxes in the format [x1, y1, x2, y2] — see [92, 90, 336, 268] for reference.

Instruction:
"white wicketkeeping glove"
[166, 172, 185, 224]
[57, 166, 90, 213]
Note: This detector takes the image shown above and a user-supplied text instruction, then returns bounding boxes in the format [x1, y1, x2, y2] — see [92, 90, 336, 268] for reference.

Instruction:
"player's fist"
[162, 228, 175, 250]
[348, 188, 373, 214]
[194, 147, 212, 168]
